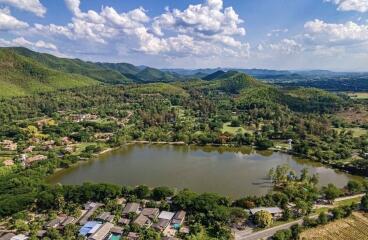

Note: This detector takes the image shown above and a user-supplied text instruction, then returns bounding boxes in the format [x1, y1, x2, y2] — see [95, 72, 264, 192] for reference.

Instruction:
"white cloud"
[267, 28, 289, 37]
[325, 0, 368, 12]
[28, 0, 250, 59]
[269, 38, 303, 54]
[152, 0, 245, 38]
[0, 0, 46, 17]
[304, 19, 368, 44]
[0, 8, 29, 30]
[0, 37, 57, 51]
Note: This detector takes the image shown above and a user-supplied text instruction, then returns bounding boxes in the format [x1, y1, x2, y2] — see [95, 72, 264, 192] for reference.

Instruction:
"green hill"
[0, 48, 99, 98]
[135, 67, 179, 83]
[10, 47, 130, 84]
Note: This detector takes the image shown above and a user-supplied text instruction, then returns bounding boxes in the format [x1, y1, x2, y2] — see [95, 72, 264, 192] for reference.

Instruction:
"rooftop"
[249, 207, 283, 215]
[158, 211, 175, 220]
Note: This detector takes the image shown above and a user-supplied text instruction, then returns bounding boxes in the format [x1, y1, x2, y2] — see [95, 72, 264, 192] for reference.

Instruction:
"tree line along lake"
[47, 144, 361, 198]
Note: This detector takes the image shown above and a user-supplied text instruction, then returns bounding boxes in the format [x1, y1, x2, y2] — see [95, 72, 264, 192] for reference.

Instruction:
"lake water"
[48, 144, 359, 198]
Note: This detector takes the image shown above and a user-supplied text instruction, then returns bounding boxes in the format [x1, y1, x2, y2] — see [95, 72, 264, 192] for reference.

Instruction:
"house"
[36, 118, 54, 129]
[2, 159, 14, 166]
[64, 146, 75, 153]
[79, 202, 103, 225]
[36, 230, 46, 238]
[249, 207, 283, 219]
[22, 146, 35, 153]
[116, 198, 126, 205]
[179, 226, 190, 234]
[0, 233, 15, 240]
[158, 211, 175, 221]
[117, 218, 130, 226]
[10, 235, 28, 240]
[140, 208, 159, 219]
[88, 222, 114, 240]
[45, 215, 67, 229]
[152, 219, 171, 232]
[172, 211, 186, 225]
[0, 140, 17, 151]
[61, 216, 76, 227]
[94, 133, 114, 142]
[96, 212, 115, 223]
[126, 232, 139, 240]
[79, 221, 102, 237]
[24, 155, 47, 166]
[132, 214, 152, 228]
[110, 226, 123, 235]
[61, 137, 73, 145]
[122, 202, 140, 215]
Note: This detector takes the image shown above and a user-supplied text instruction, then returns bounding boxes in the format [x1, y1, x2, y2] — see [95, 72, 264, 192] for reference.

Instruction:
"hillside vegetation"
[7, 47, 179, 84]
[0, 48, 99, 97]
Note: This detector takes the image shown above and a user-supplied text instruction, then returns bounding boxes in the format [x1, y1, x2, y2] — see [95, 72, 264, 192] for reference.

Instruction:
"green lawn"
[221, 122, 253, 135]
[335, 196, 363, 207]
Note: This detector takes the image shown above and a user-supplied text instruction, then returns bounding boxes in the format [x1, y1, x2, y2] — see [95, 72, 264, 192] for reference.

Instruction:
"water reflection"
[48, 144, 360, 198]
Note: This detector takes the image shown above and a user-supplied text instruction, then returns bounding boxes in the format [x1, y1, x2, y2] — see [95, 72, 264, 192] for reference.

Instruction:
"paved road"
[334, 193, 365, 203]
[235, 219, 303, 240]
[235, 193, 366, 240]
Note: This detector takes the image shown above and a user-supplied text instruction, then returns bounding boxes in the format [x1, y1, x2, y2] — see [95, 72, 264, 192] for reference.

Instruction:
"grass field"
[333, 127, 367, 137]
[221, 122, 254, 135]
[347, 92, 368, 100]
[300, 212, 368, 240]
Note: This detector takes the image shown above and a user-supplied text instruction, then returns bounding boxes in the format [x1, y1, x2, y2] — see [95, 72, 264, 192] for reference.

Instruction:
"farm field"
[221, 122, 254, 135]
[300, 212, 368, 240]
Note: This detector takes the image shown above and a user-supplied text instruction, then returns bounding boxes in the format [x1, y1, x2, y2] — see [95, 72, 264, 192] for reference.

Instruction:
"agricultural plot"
[300, 212, 368, 240]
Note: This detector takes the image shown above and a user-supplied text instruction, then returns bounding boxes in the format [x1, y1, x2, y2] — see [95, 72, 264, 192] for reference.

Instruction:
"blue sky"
[1, 0, 368, 70]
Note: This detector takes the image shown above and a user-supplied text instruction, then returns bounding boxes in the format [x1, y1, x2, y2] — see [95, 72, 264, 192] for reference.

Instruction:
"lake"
[48, 144, 359, 198]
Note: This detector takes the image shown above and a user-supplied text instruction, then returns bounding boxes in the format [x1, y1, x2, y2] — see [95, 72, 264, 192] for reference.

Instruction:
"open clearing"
[333, 127, 367, 138]
[222, 122, 253, 135]
[347, 92, 368, 100]
[300, 212, 368, 240]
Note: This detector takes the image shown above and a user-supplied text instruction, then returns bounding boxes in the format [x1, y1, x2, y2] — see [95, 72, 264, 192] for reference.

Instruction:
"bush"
[254, 210, 273, 228]
[361, 194, 368, 212]
[273, 229, 292, 240]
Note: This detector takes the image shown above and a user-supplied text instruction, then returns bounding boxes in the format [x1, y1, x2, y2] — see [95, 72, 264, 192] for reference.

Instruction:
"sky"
[1, 0, 368, 71]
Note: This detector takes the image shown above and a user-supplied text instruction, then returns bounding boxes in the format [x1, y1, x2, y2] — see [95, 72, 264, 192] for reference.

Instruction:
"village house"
[94, 133, 114, 142]
[22, 146, 35, 153]
[79, 202, 103, 225]
[87, 222, 114, 240]
[153, 211, 175, 232]
[79, 221, 102, 238]
[0, 233, 16, 240]
[24, 155, 47, 166]
[122, 202, 140, 215]
[35, 118, 54, 129]
[96, 212, 115, 223]
[45, 215, 67, 229]
[140, 208, 160, 220]
[61, 137, 73, 145]
[9, 234, 28, 240]
[249, 207, 283, 220]
[132, 214, 152, 228]
[126, 232, 139, 240]
[64, 146, 75, 154]
[0, 140, 17, 151]
[2, 159, 14, 167]
[171, 210, 186, 226]
[117, 217, 130, 226]
[69, 114, 98, 123]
